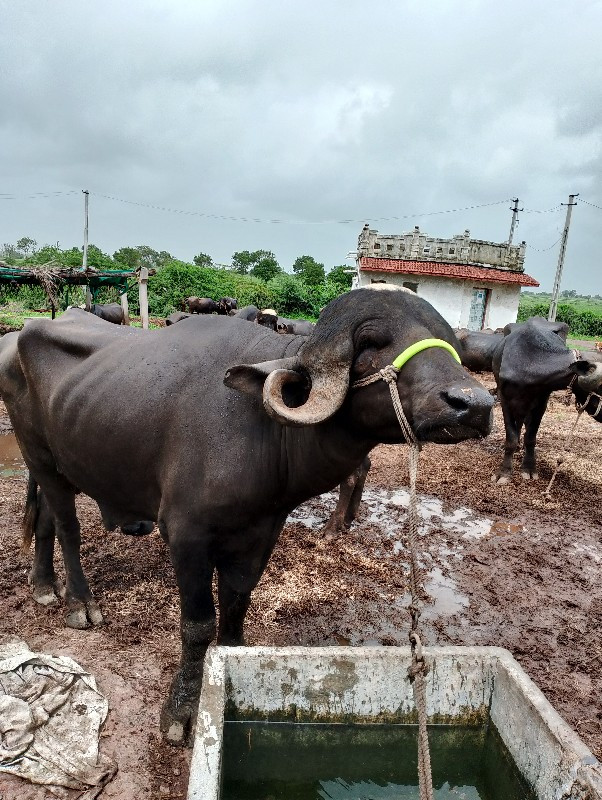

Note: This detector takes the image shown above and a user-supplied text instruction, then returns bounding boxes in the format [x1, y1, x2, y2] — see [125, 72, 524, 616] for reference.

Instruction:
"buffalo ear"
[224, 357, 300, 398]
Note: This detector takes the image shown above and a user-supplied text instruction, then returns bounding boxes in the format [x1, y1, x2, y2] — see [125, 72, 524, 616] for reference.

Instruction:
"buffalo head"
[572, 356, 602, 394]
[255, 309, 279, 331]
[225, 286, 493, 444]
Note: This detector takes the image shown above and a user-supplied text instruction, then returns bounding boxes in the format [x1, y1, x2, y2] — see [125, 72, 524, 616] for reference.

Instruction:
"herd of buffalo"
[1, 285, 601, 745]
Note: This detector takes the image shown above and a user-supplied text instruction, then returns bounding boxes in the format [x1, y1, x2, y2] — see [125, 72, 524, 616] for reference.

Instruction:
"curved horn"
[577, 362, 602, 392]
[262, 294, 358, 425]
[263, 364, 350, 426]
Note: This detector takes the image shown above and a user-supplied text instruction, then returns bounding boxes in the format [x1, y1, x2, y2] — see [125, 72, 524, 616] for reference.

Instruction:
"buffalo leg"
[495, 400, 525, 484]
[28, 491, 65, 606]
[344, 456, 371, 527]
[321, 457, 371, 538]
[161, 532, 216, 746]
[216, 575, 252, 646]
[521, 394, 549, 480]
[215, 515, 286, 646]
[40, 485, 103, 628]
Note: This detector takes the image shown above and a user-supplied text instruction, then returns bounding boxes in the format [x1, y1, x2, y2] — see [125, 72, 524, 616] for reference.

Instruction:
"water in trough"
[221, 721, 536, 800]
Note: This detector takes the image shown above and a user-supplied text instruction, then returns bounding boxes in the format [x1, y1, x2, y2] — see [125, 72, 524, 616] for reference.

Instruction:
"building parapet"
[357, 224, 526, 272]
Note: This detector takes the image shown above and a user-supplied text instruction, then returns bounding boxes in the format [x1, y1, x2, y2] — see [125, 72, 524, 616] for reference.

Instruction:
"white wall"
[483, 283, 520, 330]
[358, 270, 521, 330]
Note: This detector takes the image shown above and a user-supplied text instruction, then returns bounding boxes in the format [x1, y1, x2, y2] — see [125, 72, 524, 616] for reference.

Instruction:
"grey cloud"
[1, 0, 602, 289]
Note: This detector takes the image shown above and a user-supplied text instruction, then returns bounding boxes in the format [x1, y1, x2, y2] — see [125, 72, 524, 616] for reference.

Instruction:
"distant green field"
[518, 292, 602, 337]
[0, 310, 163, 331]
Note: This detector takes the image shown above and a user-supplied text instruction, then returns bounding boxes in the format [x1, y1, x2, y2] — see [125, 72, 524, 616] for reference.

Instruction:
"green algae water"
[221, 722, 536, 800]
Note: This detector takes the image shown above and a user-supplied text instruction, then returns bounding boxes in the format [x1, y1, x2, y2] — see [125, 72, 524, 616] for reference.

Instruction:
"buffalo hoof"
[320, 523, 347, 543]
[65, 600, 104, 629]
[32, 584, 62, 606]
[520, 470, 538, 481]
[160, 702, 196, 747]
[65, 606, 89, 629]
[493, 474, 511, 485]
[29, 573, 66, 606]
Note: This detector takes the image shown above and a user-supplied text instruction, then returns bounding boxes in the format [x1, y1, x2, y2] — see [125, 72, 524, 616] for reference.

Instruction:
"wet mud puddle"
[0, 433, 26, 477]
[288, 488, 498, 628]
[222, 722, 535, 799]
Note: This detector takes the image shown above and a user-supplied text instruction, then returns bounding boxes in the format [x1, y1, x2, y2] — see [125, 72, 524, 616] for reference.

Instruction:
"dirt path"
[0, 385, 601, 798]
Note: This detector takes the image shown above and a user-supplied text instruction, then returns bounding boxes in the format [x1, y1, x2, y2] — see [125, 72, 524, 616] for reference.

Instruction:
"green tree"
[81, 244, 115, 270]
[29, 245, 62, 264]
[16, 237, 37, 255]
[292, 255, 325, 286]
[1, 243, 19, 260]
[231, 250, 255, 274]
[251, 251, 280, 282]
[193, 252, 213, 268]
[232, 250, 281, 281]
[135, 245, 174, 270]
[327, 264, 353, 289]
[113, 247, 141, 270]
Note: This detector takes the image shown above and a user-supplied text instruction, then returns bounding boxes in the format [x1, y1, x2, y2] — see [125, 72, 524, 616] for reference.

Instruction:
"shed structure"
[356, 225, 539, 330]
[0, 263, 152, 326]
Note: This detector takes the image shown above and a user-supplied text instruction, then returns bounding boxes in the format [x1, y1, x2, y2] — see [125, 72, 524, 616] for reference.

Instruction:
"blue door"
[468, 288, 488, 331]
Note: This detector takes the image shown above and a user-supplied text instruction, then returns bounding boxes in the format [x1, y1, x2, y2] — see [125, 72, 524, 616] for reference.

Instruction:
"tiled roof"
[359, 257, 540, 287]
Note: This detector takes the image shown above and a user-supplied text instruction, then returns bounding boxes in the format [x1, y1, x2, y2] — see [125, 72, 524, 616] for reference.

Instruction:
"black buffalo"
[89, 302, 125, 325]
[276, 317, 315, 336]
[233, 304, 260, 321]
[182, 296, 219, 314]
[218, 297, 238, 314]
[255, 308, 279, 330]
[455, 328, 504, 373]
[165, 311, 193, 326]
[0, 286, 493, 745]
[492, 316, 602, 483]
[234, 306, 315, 336]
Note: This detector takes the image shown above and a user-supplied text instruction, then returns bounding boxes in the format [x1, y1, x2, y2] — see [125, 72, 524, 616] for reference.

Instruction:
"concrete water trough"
[188, 645, 602, 800]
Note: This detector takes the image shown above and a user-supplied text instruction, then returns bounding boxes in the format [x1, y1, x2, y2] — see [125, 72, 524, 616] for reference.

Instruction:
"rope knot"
[409, 631, 424, 661]
[380, 365, 400, 384]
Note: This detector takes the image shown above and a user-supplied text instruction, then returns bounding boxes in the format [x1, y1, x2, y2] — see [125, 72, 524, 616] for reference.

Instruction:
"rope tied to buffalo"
[352, 362, 434, 800]
[545, 374, 602, 497]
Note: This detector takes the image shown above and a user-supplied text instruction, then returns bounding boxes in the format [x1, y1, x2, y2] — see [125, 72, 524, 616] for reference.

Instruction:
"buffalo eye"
[353, 335, 390, 375]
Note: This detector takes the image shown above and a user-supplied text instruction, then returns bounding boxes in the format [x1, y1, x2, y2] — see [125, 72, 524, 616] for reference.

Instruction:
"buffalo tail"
[22, 473, 39, 553]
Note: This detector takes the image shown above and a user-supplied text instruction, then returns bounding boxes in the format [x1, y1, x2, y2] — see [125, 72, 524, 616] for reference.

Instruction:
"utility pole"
[548, 194, 578, 322]
[82, 189, 89, 269]
[507, 197, 523, 245]
[82, 189, 91, 310]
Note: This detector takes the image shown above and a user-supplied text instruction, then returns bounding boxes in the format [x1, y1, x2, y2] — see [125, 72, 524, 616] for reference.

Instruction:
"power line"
[522, 205, 563, 214]
[88, 192, 513, 225]
[580, 198, 602, 211]
[527, 236, 563, 253]
[0, 190, 79, 200]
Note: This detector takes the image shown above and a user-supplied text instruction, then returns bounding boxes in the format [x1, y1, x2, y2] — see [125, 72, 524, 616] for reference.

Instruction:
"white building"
[356, 225, 539, 330]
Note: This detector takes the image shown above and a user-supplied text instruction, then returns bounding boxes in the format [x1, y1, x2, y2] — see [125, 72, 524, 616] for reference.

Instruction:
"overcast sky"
[1, 0, 601, 293]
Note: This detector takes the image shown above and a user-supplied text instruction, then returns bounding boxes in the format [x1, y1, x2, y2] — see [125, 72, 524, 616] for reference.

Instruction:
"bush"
[268, 273, 315, 316]
[146, 261, 277, 316]
[517, 300, 602, 337]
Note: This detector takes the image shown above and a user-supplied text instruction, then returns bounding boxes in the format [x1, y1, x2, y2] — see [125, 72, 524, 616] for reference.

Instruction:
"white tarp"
[0, 640, 116, 798]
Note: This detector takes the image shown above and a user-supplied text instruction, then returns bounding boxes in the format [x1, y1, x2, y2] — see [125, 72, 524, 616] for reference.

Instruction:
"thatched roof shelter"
[0, 262, 145, 316]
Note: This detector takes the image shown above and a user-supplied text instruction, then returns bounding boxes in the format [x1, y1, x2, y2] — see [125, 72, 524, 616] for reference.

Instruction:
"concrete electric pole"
[548, 194, 578, 322]
[82, 189, 92, 310]
[507, 198, 523, 245]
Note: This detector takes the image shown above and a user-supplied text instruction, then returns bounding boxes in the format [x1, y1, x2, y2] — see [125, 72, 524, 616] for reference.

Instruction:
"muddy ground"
[0, 379, 601, 799]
